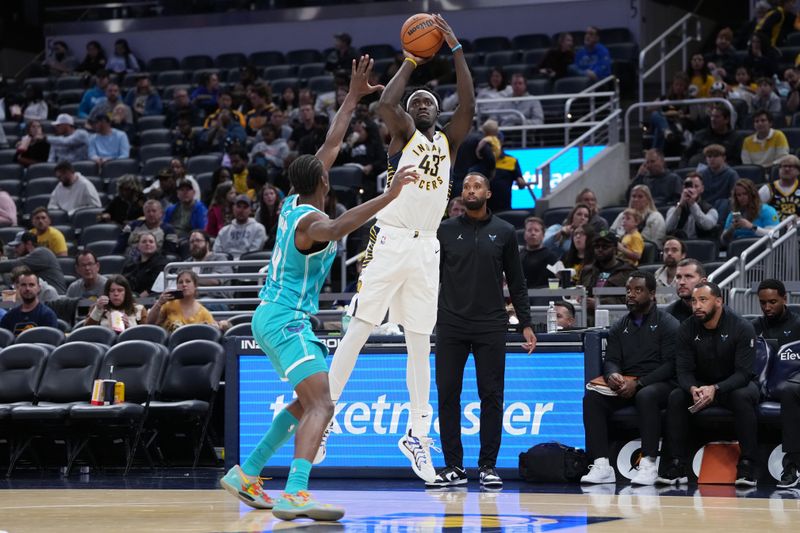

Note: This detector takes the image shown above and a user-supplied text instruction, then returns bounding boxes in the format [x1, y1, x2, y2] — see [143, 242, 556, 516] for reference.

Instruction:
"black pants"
[583, 381, 672, 460]
[665, 381, 759, 462]
[435, 325, 506, 469]
[782, 380, 800, 459]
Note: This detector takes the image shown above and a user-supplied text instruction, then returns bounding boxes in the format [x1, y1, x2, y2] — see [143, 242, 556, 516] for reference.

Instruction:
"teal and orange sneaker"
[271, 490, 344, 521]
[219, 464, 274, 509]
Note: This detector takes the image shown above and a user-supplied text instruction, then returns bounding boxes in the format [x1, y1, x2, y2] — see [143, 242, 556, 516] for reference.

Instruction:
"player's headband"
[406, 90, 439, 112]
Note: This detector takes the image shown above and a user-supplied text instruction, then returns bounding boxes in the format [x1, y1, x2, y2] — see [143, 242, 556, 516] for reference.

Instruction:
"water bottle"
[546, 301, 558, 333]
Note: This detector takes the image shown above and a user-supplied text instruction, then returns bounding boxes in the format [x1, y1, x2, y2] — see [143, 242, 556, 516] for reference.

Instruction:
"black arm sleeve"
[603, 322, 623, 379]
[717, 319, 756, 393]
[639, 313, 679, 386]
[676, 321, 699, 393]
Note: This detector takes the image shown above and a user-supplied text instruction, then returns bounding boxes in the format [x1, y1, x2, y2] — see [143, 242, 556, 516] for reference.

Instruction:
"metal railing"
[564, 76, 619, 145]
[709, 215, 799, 314]
[637, 12, 702, 119]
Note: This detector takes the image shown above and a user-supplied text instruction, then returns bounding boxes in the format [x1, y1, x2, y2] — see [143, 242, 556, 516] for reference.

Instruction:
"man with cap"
[579, 229, 635, 314]
[47, 113, 89, 163]
[49, 161, 102, 216]
[88, 113, 130, 165]
[212, 195, 266, 260]
[0, 231, 66, 294]
[163, 178, 208, 238]
[0, 270, 58, 336]
[326, 32, 359, 73]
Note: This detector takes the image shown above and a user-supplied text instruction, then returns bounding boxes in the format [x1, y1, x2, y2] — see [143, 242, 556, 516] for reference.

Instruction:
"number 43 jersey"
[377, 129, 451, 232]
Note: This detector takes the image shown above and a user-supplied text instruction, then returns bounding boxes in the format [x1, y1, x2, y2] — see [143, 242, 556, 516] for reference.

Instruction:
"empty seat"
[156, 70, 189, 87]
[248, 51, 285, 67]
[55, 76, 84, 91]
[732, 165, 767, 184]
[359, 44, 397, 59]
[270, 77, 301, 95]
[215, 53, 247, 69]
[263, 65, 297, 80]
[71, 207, 104, 231]
[543, 207, 572, 227]
[484, 51, 520, 67]
[85, 240, 118, 256]
[167, 324, 221, 350]
[286, 49, 323, 65]
[307, 75, 334, 94]
[0, 178, 22, 196]
[117, 324, 169, 345]
[139, 143, 173, 162]
[142, 156, 174, 178]
[297, 63, 327, 79]
[494, 210, 532, 229]
[607, 42, 639, 62]
[527, 79, 553, 95]
[599, 206, 626, 226]
[0, 148, 17, 164]
[139, 129, 171, 145]
[684, 239, 720, 263]
[25, 162, 57, 180]
[79, 223, 121, 246]
[136, 115, 167, 132]
[66, 325, 117, 345]
[72, 160, 99, 177]
[0, 343, 49, 422]
[53, 224, 75, 242]
[0, 164, 23, 181]
[25, 177, 59, 197]
[0, 328, 13, 349]
[186, 154, 220, 176]
[100, 158, 140, 180]
[224, 322, 252, 337]
[57, 89, 84, 105]
[23, 194, 51, 215]
[98, 255, 127, 276]
[180, 55, 213, 71]
[473, 36, 511, 53]
[14, 326, 66, 347]
[329, 166, 363, 189]
[147, 57, 180, 72]
[511, 33, 552, 50]
[599, 27, 634, 44]
[554, 76, 591, 93]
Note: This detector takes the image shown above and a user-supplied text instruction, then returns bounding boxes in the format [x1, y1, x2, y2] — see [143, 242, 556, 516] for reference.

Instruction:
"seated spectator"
[569, 26, 611, 81]
[100, 173, 144, 225]
[728, 66, 756, 113]
[228, 146, 253, 197]
[554, 301, 577, 330]
[121, 232, 168, 296]
[6, 265, 59, 304]
[297, 113, 330, 156]
[124, 74, 162, 119]
[544, 203, 591, 258]
[76, 41, 106, 76]
[78, 69, 110, 118]
[617, 208, 645, 266]
[184, 230, 232, 306]
[519, 217, 558, 289]
[147, 270, 226, 332]
[697, 144, 740, 210]
[213, 195, 266, 259]
[580, 271, 678, 486]
[47, 113, 89, 163]
[167, 158, 202, 199]
[562, 223, 594, 284]
[611, 185, 667, 247]
[721, 178, 780, 245]
[114, 199, 179, 258]
[649, 72, 697, 156]
[111, 103, 136, 144]
[106, 38, 140, 74]
[49, 161, 102, 215]
[85, 274, 147, 330]
[498, 72, 543, 129]
[88, 114, 130, 165]
[268, 108, 292, 141]
[279, 85, 298, 119]
[627, 148, 681, 206]
[288, 104, 316, 152]
[751, 278, 800, 489]
[575, 187, 609, 232]
[255, 184, 281, 247]
[665, 173, 720, 240]
[681, 104, 743, 166]
[447, 196, 466, 218]
[144, 168, 179, 207]
[43, 40, 77, 76]
[654, 237, 685, 304]
[21, 85, 48, 122]
[336, 119, 386, 199]
[203, 91, 245, 128]
[687, 53, 715, 97]
[785, 66, 800, 114]
[14, 120, 50, 167]
[751, 77, 782, 116]
[539, 32, 575, 80]
[0, 271, 58, 336]
[579, 230, 635, 314]
[190, 72, 221, 117]
[705, 27, 738, 83]
[29, 207, 67, 257]
[164, 179, 208, 238]
[66, 251, 108, 299]
[759, 154, 800, 220]
[0, 231, 66, 293]
[205, 182, 235, 238]
[743, 31, 779, 79]
[0, 186, 17, 226]
[251, 124, 289, 182]
[741, 110, 789, 168]
[88, 83, 133, 125]
[171, 112, 204, 158]
[245, 83, 276, 136]
[165, 88, 198, 129]
[202, 108, 247, 154]
[325, 32, 358, 72]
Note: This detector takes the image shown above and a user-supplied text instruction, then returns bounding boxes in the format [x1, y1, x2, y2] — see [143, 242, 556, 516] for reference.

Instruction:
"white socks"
[405, 330, 433, 437]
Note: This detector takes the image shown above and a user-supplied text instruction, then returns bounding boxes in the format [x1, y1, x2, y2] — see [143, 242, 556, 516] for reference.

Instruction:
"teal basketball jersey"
[259, 194, 337, 316]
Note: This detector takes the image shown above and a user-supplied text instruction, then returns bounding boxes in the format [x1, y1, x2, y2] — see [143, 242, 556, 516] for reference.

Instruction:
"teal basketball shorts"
[251, 303, 329, 388]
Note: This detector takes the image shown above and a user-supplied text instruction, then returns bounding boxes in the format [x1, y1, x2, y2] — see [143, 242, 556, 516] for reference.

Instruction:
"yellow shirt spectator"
[30, 226, 68, 257]
[741, 128, 789, 168]
[158, 299, 216, 333]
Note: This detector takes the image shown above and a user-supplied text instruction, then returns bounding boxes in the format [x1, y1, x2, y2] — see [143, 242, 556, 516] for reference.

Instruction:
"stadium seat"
[511, 33, 552, 50]
[269, 77, 300, 95]
[98, 255, 127, 276]
[0, 344, 48, 413]
[641, 240, 658, 265]
[599, 206, 625, 226]
[0, 179, 21, 196]
[100, 158, 140, 180]
[215, 53, 247, 69]
[224, 322, 252, 337]
[25, 178, 59, 197]
[484, 51, 520, 67]
[191, 69, 222, 86]
[139, 143, 173, 162]
[14, 326, 66, 347]
[359, 44, 397, 59]
[53, 224, 75, 242]
[286, 49, 323, 65]
[249, 51, 285, 67]
[494, 210, 532, 229]
[180, 55, 213, 71]
[54, 76, 84, 91]
[527, 78, 552, 95]
[263, 65, 297, 80]
[156, 70, 189, 87]
[732, 165, 767, 184]
[0, 148, 16, 164]
[554, 76, 591, 93]
[22, 194, 51, 215]
[117, 325, 169, 345]
[167, 324, 221, 350]
[0, 164, 23, 181]
[142, 156, 174, 178]
[727, 238, 764, 260]
[139, 129, 172, 146]
[22, 77, 51, 91]
[238, 250, 272, 274]
[307, 75, 335, 94]
[473, 36, 512, 53]
[58, 256, 77, 277]
[297, 63, 327, 79]
[137, 115, 167, 132]
[57, 89, 84, 105]
[85, 240, 119, 257]
[328, 166, 362, 189]
[186, 154, 220, 175]
[226, 314, 252, 325]
[66, 325, 118, 345]
[26, 162, 57, 180]
[72, 160, 99, 177]
[147, 339, 225, 467]
[147, 57, 180, 72]
[543, 207, 572, 227]
[71, 207, 105, 232]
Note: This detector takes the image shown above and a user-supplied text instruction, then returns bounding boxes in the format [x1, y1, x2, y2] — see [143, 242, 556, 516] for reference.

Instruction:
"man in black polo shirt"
[580, 271, 679, 485]
[665, 258, 707, 323]
[658, 282, 759, 486]
[752, 278, 800, 488]
[430, 172, 537, 489]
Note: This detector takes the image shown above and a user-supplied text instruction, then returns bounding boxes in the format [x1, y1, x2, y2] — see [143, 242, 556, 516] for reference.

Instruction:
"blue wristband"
[451, 43, 462, 53]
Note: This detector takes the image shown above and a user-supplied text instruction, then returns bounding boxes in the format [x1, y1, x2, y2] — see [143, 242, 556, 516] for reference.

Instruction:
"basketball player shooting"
[321, 13, 475, 483]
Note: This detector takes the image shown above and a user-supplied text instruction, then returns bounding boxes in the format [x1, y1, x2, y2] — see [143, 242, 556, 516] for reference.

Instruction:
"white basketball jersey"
[377, 129, 451, 231]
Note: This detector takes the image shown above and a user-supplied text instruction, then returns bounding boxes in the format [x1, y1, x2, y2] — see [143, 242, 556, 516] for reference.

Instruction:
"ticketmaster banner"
[238, 350, 585, 469]
[507, 146, 606, 210]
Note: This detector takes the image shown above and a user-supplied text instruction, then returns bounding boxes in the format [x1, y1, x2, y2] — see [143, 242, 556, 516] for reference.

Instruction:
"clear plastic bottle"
[546, 301, 558, 333]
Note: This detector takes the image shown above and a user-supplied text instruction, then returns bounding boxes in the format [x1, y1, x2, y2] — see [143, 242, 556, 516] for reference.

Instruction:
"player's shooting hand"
[350, 55, 384, 97]
[522, 326, 537, 354]
[431, 13, 457, 48]
[402, 49, 432, 66]
[386, 164, 420, 198]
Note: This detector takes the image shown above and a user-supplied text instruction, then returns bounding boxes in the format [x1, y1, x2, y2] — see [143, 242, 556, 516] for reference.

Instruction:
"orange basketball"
[400, 13, 444, 58]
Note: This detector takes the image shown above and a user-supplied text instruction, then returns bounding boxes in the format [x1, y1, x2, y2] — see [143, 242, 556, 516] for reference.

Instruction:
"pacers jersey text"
[377, 129, 451, 231]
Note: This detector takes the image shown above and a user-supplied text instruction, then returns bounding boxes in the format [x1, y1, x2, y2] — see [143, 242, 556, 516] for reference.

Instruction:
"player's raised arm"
[377, 53, 420, 152]
[315, 55, 384, 171]
[434, 14, 474, 153]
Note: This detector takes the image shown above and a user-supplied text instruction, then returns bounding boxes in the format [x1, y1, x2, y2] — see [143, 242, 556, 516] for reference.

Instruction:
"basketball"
[400, 13, 444, 58]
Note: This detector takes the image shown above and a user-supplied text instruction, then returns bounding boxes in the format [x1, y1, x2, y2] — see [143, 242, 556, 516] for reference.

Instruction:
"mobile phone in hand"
[688, 402, 702, 414]
[167, 290, 184, 299]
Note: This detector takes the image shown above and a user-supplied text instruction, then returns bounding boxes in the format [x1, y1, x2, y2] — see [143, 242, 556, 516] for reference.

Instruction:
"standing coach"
[429, 172, 537, 490]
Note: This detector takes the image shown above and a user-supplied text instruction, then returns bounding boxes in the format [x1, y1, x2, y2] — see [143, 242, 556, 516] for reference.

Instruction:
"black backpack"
[518, 442, 589, 483]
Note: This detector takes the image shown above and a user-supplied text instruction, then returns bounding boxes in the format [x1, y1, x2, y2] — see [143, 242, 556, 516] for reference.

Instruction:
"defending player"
[321, 13, 475, 483]
[220, 56, 419, 521]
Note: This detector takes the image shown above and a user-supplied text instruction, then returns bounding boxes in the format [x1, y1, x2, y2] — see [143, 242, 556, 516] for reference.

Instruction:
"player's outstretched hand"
[386, 164, 420, 198]
[432, 13, 458, 48]
[350, 55, 384, 98]
[402, 49, 432, 66]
